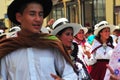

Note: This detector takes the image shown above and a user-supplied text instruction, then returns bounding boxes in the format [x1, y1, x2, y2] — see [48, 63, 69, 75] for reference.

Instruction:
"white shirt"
[104, 42, 120, 80]
[1, 48, 77, 80]
[73, 40, 91, 65]
[86, 39, 114, 65]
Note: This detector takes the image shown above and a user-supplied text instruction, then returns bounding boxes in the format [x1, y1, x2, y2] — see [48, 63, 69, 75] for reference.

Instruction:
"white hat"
[0, 30, 4, 34]
[51, 18, 81, 36]
[9, 26, 21, 32]
[112, 25, 120, 32]
[94, 21, 114, 35]
[41, 27, 49, 33]
[79, 26, 88, 34]
[6, 26, 21, 38]
[0, 30, 5, 37]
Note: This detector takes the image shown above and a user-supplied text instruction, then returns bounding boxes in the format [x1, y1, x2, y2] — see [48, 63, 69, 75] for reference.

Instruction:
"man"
[0, 0, 77, 80]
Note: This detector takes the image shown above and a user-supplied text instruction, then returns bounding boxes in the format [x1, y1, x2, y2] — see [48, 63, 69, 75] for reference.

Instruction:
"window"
[52, 4, 64, 20]
[67, 4, 79, 23]
[83, 0, 106, 27]
[94, 0, 106, 23]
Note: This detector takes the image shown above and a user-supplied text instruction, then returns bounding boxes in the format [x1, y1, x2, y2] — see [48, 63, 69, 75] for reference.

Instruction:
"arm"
[83, 50, 97, 66]
[1, 57, 8, 80]
[51, 74, 64, 80]
[106, 65, 120, 80]
[54, 49, 78, 80]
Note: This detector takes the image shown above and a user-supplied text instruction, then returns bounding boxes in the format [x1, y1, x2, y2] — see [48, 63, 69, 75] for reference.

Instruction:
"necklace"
[103, 43, 107, 55]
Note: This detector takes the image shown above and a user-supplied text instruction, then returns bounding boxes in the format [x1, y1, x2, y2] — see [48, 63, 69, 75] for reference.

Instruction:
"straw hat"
[9, 26, 21, 33]
[0, 30, 4, 34]
[79, 26, 88, 34]
[94, 21, 114, 35]
[41, 27, 49, 33]
[51, 18, 81, 36]
[112, 25, 120, 32]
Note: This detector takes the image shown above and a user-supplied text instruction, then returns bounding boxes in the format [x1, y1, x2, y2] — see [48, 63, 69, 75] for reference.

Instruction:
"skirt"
[90, 59, 109, 80]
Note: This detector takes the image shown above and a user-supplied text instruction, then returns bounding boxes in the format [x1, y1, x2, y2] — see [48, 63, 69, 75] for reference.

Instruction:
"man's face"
[16, 3, 44, 33]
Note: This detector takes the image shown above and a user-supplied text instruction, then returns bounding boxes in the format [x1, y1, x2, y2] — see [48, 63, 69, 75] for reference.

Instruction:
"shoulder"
[91, 39, 102, 52]
[92, 39, 101, 46]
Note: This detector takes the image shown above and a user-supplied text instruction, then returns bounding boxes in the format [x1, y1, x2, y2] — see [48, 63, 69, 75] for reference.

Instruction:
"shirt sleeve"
[54, 49, 78, 80]
[1, 57, 8, 80]
[84, 53, 97, 65]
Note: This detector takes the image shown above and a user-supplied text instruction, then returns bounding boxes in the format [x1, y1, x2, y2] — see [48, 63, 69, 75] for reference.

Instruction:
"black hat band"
[54, 21, 68, 29]
[98, 23, 109, 28]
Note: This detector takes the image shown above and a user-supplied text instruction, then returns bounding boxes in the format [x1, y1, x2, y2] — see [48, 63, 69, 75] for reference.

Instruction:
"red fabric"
[86, 65, 92, 73]
[90, 60, 109, 80]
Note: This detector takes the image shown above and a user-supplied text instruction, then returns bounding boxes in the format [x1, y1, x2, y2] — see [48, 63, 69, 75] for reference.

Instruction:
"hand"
[106, 64, 120, 80]
[47, 19, 54, 26]
[110, 74, 120, 80]
[51, 73, 62, 80]
[84, 50, 91, 58]
[82, 46, 91, 58]
[106, 64, 114, 74]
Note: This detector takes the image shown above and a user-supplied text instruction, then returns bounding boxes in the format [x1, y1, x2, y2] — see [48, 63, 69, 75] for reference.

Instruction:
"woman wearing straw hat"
[84, 21, 114, 80]
[73, 26, 92, 73]
[51, 18, 91, 80]
[111, 25, 120, 47]
[0, 0, 78, 80]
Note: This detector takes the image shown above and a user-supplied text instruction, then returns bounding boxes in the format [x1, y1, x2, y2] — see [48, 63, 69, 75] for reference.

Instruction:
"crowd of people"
[0, 0, 120, 80]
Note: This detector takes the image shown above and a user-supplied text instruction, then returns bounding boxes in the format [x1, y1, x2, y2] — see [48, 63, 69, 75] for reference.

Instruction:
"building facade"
[49, 0, 120, 29]
[0, 0, 13, 28]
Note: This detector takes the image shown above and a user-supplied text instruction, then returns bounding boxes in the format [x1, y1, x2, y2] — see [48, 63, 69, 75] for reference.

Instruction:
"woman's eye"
[66, 33, 73, 36]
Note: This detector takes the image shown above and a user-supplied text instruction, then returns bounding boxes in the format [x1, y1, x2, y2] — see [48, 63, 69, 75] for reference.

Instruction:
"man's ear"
[16, 13, 22, 23]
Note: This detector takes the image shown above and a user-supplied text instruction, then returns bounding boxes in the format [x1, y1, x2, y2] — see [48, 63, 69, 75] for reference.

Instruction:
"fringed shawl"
[0, 32, 77, 73]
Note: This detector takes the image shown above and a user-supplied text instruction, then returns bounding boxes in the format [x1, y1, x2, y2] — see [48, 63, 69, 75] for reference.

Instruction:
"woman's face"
[76, 29, 85, 40]
[16, 2, 44, 34]
[100, 27, 110, 40]
[57, 28, 73, 48]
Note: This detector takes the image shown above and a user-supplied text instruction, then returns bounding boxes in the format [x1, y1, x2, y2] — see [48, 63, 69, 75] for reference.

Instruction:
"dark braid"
[71, 42, 78, 59]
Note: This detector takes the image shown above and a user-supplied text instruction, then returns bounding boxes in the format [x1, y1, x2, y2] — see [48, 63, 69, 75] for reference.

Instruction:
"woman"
[51, 18, 91, 80]
[85, 21, 114, 80]
[73, 26, 92, 73]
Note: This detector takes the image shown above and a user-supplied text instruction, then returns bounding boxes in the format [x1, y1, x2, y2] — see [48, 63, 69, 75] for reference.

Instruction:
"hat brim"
[80, 27, 88, 34]
[51, 23, 81, 36]
[7, 0, 52, 25]
[111, 26, 120, 32]
[94, 24, 114, 35]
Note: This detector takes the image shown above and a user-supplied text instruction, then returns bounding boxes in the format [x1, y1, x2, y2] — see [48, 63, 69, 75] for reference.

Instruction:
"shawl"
[0, 31, 77, 72]
[91, 39, 114, 53]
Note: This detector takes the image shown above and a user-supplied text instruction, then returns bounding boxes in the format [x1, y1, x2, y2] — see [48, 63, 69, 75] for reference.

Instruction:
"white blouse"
[85, 39, 114, 65]
[1, 48, 78, 80]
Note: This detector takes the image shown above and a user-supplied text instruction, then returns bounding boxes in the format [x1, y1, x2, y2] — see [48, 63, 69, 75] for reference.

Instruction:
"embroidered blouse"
[85, 39, 114, 65]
